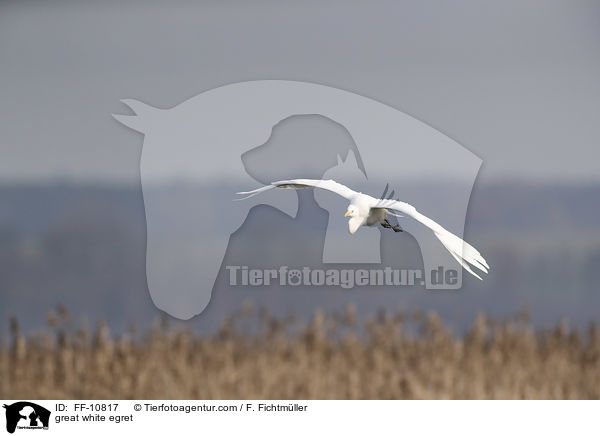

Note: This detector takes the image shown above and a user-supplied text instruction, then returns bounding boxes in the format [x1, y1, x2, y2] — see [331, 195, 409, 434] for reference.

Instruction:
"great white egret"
[237, 179, 489, 280]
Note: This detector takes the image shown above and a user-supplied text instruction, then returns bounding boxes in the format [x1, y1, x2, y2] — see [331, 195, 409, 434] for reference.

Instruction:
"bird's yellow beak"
[344, 210, 351, 217]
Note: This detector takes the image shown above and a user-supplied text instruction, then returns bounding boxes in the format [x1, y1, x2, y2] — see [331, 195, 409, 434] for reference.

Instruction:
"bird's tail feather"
[433, 229, 490, 280]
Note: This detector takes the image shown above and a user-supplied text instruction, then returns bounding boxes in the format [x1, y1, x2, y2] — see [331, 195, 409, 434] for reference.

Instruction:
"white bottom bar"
[1, 400, 596, 436]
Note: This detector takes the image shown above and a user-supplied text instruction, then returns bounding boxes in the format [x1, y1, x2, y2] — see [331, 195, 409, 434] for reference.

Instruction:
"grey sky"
[1, 0, 599, 183]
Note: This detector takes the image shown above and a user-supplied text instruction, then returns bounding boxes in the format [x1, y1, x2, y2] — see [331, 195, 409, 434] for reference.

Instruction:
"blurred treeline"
[1, 182, 600, 332]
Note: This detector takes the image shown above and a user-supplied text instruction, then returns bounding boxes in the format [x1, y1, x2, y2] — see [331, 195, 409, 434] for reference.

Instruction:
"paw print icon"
[287, 270, 303, 286]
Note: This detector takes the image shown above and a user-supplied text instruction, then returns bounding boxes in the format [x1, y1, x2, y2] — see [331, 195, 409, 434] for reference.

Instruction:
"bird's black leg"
[380, 183, 403, 232]
[381, 219, 403, 232]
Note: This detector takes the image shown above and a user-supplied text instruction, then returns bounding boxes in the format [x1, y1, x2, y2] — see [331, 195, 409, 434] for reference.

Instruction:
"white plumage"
[237, 178, 489, 280]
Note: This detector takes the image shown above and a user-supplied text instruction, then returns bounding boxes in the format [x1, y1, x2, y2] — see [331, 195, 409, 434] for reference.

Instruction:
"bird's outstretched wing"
[236, 179, 358, 201]
[377, 198, 490, 280]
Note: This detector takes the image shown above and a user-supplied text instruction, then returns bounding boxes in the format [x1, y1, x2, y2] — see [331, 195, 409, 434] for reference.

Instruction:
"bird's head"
[344, 206, 357, 218]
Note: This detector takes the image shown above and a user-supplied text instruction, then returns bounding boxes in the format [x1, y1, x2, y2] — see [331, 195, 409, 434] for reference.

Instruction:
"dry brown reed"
[2, 304, 599, 399]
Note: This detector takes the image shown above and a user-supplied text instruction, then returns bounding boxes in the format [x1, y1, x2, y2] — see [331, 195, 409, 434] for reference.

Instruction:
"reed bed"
[2, 305, 599, 399]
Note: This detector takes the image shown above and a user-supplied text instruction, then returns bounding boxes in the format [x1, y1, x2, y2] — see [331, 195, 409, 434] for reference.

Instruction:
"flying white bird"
[237, 179, 489, 280]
